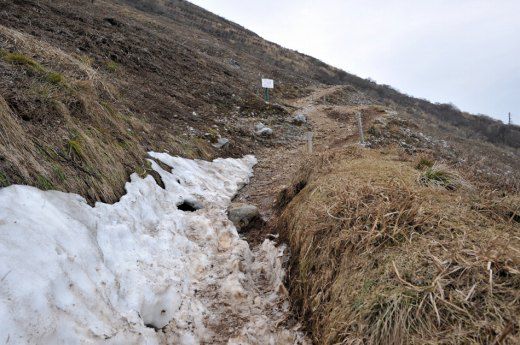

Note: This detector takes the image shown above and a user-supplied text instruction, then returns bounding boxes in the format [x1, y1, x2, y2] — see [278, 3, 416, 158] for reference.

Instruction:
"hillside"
[0, 0, 519, 344]
[0, 0, 518, 203]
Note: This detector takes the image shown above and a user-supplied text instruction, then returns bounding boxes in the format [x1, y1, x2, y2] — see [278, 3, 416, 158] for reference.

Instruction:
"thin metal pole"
[306, 131, 313, 154]
[264, 88, 270, 102]
[357, 112, 365, 145]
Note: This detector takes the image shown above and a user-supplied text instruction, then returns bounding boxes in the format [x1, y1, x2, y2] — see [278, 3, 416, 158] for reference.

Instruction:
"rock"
[254, 122, 265, 131]
[254, 122, 273, 136]
[227, 203, 260, 232]
[257, 127, 273, 136]
[292, 114, 307, 124]
[229, 58, 240, 68]
[212, 137, 229, 149]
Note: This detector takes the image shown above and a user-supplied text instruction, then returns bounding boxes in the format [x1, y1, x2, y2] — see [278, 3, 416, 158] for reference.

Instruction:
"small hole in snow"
[145, 323, 160, 331]
[176, 179, 181, 184]
[178, 200, 201, 212]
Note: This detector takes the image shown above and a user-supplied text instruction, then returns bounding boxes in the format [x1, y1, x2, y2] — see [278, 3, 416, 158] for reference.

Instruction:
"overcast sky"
[189, 0, 519, 124]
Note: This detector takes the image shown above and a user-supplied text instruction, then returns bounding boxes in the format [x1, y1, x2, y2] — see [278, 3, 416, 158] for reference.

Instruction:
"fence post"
[357, 112, 365, 145]
[306, 131, 313, 154]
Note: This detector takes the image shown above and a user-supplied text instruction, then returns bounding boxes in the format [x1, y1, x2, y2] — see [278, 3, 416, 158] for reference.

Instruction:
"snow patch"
[0, 153, 307, 344]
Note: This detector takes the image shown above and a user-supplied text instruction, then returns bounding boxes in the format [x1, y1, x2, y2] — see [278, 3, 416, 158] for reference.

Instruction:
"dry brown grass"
[0, 24, 219, 203]
[0, 25, 144, 202]
[277, 148, 520, 344]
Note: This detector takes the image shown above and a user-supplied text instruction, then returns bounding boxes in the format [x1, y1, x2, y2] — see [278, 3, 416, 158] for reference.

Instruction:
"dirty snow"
[0, 153, 307, 344]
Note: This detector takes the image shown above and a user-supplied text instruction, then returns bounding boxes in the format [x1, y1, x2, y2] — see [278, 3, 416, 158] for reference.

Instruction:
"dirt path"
[235, 85, 362, 239]
[212, 84, 382, 343]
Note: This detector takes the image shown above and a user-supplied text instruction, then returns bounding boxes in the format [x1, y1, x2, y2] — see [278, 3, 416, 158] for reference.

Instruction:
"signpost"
[262, 78, 274, 102]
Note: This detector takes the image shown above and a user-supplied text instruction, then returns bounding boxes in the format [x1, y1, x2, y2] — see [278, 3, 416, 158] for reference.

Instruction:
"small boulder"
[227, 203, 260, 232]
[212, 137, 229, 149]
[293, 114, 307, 124]
[254, 122, 273, 136]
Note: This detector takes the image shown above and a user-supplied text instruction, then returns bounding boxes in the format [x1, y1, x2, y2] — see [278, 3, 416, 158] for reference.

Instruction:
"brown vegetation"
[0, 0, 517, 204]
[277, 148, 520, 344]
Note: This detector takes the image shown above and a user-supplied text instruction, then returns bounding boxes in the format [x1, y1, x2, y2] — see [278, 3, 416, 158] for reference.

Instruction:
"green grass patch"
[45, 71, 64, 85]
[36, 175, 54, 190]
[422, 167, 452, 185]
[67, 139, 84, 159]
[0, 171, 10, 187]
[3, 52, 43, 72]
[105, 60, 119, 72]
[53, 165, 66, 182]
[3, 51, 64, 85]
[415, 157, 434, 170]
[419, 165, 460, 190]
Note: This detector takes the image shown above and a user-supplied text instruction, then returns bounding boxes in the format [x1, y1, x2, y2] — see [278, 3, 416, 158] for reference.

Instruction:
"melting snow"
[0, 153, 307, 344]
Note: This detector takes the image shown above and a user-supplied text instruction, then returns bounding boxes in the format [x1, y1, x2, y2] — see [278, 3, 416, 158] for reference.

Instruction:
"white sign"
[262, 78, 274, 89]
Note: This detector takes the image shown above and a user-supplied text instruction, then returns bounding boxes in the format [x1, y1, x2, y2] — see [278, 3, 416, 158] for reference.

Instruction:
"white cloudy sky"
[189, 0, 519, 124]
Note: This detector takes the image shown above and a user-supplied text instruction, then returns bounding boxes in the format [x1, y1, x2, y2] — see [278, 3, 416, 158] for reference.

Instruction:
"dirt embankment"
[276, 148, 519, 344]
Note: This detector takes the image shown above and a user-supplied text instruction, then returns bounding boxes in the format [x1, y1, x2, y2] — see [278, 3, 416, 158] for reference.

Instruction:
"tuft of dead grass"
[277, 149, 520, 344]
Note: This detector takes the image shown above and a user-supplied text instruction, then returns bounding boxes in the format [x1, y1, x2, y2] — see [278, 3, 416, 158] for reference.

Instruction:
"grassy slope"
[0, 0, 518, 203]
[277, 148, 520, 344]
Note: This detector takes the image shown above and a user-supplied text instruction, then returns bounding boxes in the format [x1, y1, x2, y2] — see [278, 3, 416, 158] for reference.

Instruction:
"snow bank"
[0, 153, 307, 344]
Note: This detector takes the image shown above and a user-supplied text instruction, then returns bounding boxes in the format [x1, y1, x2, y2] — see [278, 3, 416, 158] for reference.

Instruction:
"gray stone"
[257, 127, 273, 136]
[227, 203, 260, 231]
[293, 114, 307, 124]
[212, 137, 229, 149]
[254, 122, 273, 136]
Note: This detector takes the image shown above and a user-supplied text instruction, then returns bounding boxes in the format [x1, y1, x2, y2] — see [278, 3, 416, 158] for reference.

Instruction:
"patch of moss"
[0, 171, 10, 187]
[105, 60, 119, 72]
[36, 175, 54, 191]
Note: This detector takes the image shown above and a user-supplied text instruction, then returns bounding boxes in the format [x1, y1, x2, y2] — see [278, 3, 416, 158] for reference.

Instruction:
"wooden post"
[509, 112, 512, 125]
[306, 131, 313, 154]
[357, 112, 365, 145]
